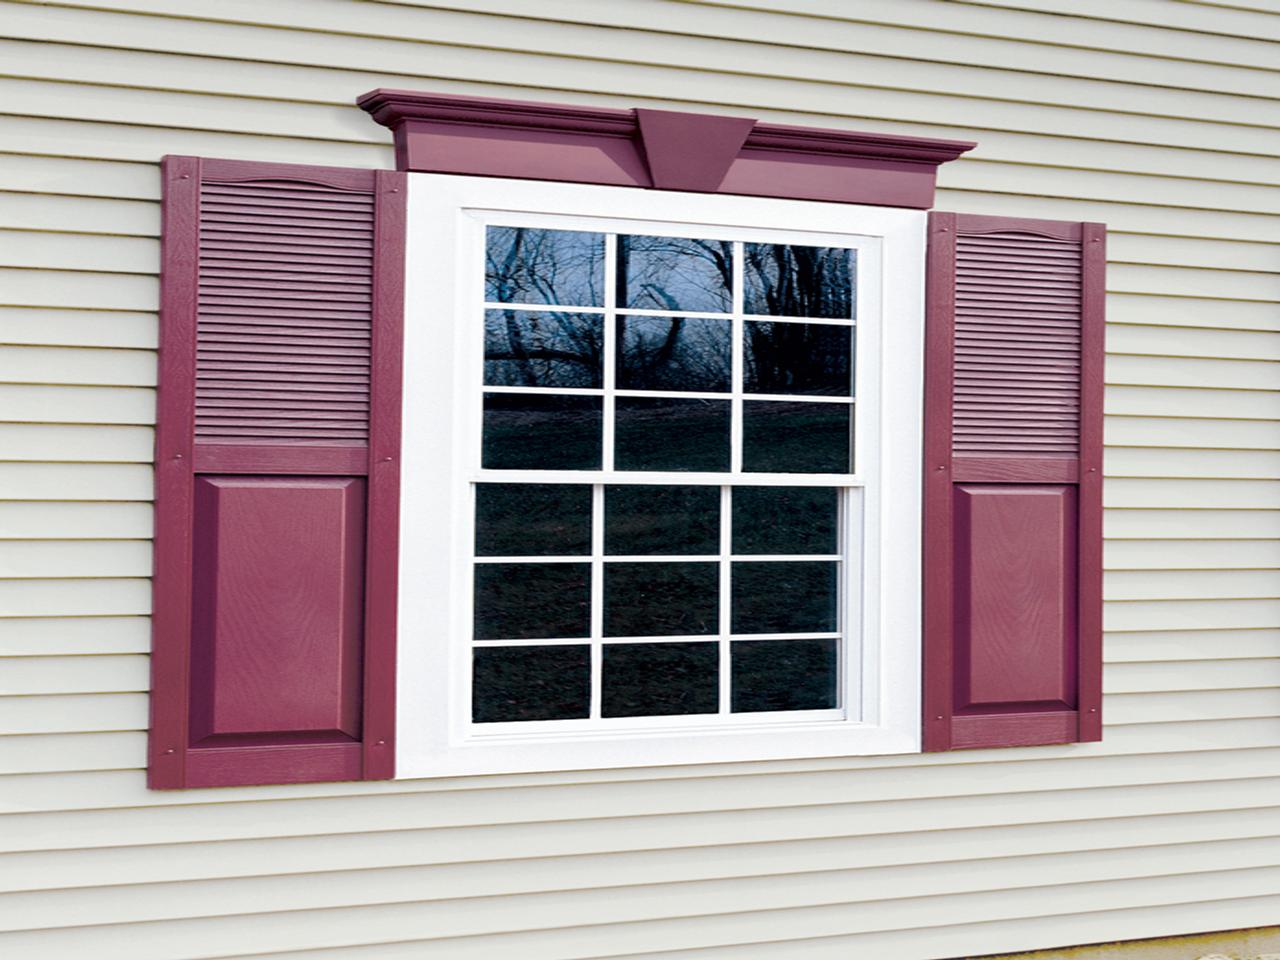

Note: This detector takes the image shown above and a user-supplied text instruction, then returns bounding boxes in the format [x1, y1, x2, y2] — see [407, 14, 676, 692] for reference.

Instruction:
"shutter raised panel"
[150, 157, 405, 789]
[923, 212, 1104, 752]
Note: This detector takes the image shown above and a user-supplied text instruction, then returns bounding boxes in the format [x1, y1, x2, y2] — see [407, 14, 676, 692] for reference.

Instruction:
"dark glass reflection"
[602, 642, 719, 717]
[604, 561, 718, 637]
[482, 393, 602, 470]
[731, 561, 838, 634]
[742, 401, 850, 474]
[484, 310, 603, 388]
[486, 227, 604, 307]
[473, 645, 591, 722]
[744, 244, 855, 319]
[615, 398, 730, 472]
[617, 315, 731, 392]
[744, 321, 852, 396]
[474, 562, 591, 640]
[605, 485, 719, 556]
[618, 235, 733, 314]
[732, 487, 838, 555]
[475, 484, 592, 557]
[731, 638, 837, 713]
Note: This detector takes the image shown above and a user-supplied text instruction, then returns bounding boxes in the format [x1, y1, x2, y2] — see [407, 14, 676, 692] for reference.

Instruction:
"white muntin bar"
[472, 554, 841, 564]
[482, 384, 854, 404]
[484, 299, 858, 327]
[730, 241, 746, 476]
[470, 471, 864, 486]
[472, 632, 844, 647]
[718, 484, 733, 715]
[601, 233, 618, 474]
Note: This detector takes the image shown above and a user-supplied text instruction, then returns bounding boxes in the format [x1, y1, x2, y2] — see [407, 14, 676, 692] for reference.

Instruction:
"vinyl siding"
[1, 0, 1278, 956]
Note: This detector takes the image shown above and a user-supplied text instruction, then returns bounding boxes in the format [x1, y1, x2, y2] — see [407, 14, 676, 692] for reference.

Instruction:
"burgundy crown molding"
[358, 89, 975, 209]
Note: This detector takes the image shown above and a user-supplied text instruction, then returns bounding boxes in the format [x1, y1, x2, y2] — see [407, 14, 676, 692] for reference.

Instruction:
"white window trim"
[397, 173, 924, 778]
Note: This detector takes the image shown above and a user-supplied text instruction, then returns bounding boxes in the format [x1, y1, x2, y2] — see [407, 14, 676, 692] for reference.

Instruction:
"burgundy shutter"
[923, 213, 1104, 751]
[149, 156, 405, 788]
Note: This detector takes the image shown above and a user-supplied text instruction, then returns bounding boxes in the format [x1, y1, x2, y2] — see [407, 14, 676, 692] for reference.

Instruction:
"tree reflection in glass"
[484, 310, 603, 388]
[744, 244, 855, 319]
[486, 227, 605, 307]
[744, 321, 852, 396]
[617, 315, 731, 392]
[619, 235, 733, 314]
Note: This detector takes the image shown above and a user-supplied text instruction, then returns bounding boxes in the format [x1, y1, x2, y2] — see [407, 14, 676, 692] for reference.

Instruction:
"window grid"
[471, 486, 845, 714]
[472, 227, 860, 727]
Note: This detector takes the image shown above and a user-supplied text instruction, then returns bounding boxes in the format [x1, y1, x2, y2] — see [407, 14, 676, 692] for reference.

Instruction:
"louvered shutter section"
[923, 212, 1104, 751]
[953, 230, 1082, 457]
[195, 178, 375, 444]
[150, 157, 405, 788]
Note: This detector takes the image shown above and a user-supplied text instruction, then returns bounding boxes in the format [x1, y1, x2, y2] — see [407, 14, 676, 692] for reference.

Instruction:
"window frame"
[397, 173, 925, 777]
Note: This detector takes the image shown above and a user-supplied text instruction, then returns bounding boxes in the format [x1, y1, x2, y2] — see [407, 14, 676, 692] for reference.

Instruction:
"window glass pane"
[618, 235, 733, 314]
[615, 398, 730, 472]
[732, 487, 838, 555]
[473, 645, 591, 722]
[731, 561, 837, 634]
[602, 642, 719, 717]
[617, 315, 731, 393]
[605, 485, 719, 556]
[731, 638, 837, 713]
[744, 321, 852, 397]
[483, 394, 602, 470]
[604, 561, 718, 637]
[486, 227, 604, 307]
[475, 484, 592, 557]
[743, 244, 855, 319]
[742, 401, 850, 474]
[484, 310, 603, 388]
[474, 562, 591, 640]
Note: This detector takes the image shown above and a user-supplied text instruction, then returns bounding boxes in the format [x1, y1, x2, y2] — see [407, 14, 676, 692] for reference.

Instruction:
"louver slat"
[924, 212, 1104, 754]
[151, 156, 405, 790]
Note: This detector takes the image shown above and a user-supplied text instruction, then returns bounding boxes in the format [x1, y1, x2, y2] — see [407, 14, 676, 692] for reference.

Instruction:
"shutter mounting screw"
[164, 748, 175, 755]
[383, 456, 393, 462]
[174, 453, 182, 460]
[179, 174, 190, 180]
[376, 739, 386, 746]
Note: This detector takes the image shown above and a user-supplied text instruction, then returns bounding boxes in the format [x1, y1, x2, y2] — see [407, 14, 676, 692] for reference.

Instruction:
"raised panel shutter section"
[923, 212, 1104, 751]
[150, 156, 405, 788]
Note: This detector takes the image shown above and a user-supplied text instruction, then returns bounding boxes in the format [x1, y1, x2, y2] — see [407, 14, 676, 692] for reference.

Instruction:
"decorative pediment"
[358, 89, 974, 209]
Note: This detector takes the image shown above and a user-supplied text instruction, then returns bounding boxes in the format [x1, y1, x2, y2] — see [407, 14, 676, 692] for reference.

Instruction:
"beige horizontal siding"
[6, 837, 1280, 949]
[1, 0, 1278, 957]
[0, 504, 152, 542]
[0, 616, 151, 655]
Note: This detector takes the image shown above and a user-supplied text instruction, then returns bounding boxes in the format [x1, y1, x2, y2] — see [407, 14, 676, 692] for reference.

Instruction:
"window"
[152, 103, 1102, 790]
[397, 175, 924, 777]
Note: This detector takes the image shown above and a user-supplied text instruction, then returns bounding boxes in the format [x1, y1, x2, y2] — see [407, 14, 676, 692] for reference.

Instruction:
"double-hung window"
[397, 175, 925, 777]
